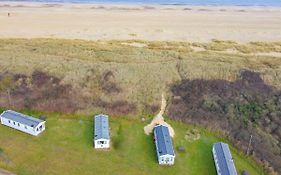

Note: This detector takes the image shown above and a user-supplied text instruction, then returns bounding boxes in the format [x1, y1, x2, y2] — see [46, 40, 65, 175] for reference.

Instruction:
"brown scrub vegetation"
[168, 70, 281, 174]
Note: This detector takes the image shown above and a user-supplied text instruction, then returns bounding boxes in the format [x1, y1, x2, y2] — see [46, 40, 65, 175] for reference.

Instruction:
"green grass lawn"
[0, 112, 263, 175]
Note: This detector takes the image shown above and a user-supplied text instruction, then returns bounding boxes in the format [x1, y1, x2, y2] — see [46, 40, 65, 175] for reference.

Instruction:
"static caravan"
[0, 110, 46, 136]
[94, 114, 110, 149]
[212, 142, 238, 175]
[154, 125, 175, 165]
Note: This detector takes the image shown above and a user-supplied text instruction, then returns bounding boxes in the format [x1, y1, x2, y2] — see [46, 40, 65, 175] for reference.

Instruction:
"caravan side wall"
[212, 147, 221, 175]
[0, 117, 38, 136]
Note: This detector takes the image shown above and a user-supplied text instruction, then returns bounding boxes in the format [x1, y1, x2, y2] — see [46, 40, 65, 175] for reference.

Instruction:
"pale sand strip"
[0, 2, 281, 42]
[0, 169, 15, 175]
[144, 94, 175, 137]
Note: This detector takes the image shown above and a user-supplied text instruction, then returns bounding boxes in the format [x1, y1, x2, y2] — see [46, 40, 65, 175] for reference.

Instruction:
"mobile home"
[94, 114, 110, 149]
[0, 110, 45, 136]
[154, 125, 175, 165]
[212, 142, 238, 175]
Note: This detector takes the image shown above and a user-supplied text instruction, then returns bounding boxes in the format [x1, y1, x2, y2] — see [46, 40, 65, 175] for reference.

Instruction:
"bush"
[241, 170, 250, 175]
[168, 70, 281, 174]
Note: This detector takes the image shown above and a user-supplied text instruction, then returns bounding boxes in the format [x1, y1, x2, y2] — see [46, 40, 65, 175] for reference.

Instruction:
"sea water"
[1, 0, 281, 6]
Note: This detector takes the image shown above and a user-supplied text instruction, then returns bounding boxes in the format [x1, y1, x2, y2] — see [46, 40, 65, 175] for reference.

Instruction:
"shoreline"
[1, 0, 281, 7]
[2, 1, 281, 9]
[1, 1, 281, 42]
[2, 1, 281, 13]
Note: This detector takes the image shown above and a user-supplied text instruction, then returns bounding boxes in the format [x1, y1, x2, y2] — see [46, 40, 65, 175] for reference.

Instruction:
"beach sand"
[0, 2, 281, 42]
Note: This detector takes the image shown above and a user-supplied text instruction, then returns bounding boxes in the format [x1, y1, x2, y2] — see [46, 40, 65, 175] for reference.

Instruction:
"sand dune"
[0, 2, 281, 42]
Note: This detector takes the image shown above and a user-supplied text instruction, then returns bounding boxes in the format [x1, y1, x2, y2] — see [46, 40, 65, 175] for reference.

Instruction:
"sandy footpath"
[0, 2, 281, 42]
[144, 94, 175, 137]
[0, 169, 15, 175]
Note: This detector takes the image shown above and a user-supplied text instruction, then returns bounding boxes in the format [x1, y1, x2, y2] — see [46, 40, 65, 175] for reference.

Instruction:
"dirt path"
[144, 93, 175, 137]
[0, 169, 15, 175]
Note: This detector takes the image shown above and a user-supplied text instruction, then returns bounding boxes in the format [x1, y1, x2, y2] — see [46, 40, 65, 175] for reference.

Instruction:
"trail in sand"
[144, 93, 175, 137]
[0, 169, 15, 175]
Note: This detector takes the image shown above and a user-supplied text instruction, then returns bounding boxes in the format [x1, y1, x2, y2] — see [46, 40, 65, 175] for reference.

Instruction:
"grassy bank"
[0, 111, 263, 175]
[0, 39, 281, 114]
[0, 38, 280, 174]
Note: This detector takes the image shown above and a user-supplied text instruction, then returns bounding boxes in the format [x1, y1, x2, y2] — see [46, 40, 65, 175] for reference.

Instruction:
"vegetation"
[191, 39, 281, 53]
[0, 111, 262, 175]
[168, 70, 281, 174]
[0, 39, 281, 113]
[0, 38, 281, 173]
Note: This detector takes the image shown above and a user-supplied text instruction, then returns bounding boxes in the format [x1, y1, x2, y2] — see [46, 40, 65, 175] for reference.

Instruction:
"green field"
[0, 111, 263, 175]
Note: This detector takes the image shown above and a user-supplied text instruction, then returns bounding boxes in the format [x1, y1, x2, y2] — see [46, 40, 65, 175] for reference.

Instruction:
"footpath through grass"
[0, 111, 263, 175]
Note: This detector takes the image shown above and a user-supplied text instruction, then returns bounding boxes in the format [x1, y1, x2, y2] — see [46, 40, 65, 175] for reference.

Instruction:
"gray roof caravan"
[212, 142, 238, 175]
[94, 114, 110, 149]
[154, 125, 175, 165]
[0, 110, 46, 136]
[1, 110, 43, 127]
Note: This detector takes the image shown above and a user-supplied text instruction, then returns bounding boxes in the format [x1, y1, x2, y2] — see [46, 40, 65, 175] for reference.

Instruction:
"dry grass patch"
[0, 38, 281, 115]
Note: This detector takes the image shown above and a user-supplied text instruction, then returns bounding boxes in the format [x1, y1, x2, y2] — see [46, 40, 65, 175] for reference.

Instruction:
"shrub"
[168, 70, 281, 173]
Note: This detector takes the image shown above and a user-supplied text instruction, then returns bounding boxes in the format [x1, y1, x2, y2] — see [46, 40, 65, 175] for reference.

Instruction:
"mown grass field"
[0, 111, 263, 175]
